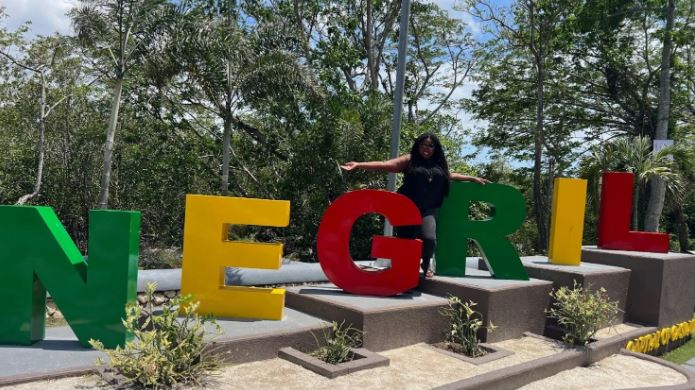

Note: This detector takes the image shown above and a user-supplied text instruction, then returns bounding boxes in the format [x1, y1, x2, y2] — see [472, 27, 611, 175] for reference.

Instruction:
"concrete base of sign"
[417, 267, 553, 342]
[204, 308, 329, 363]
[479, 256, 631, 321]
[582, 246, 695, 327]
[284, 284, 449, 351]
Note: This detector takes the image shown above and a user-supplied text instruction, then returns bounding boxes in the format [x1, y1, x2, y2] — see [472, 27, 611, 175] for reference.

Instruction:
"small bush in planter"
[311, 321, 363, 364]
[547, 281, 620, 346]
[439, 296, 496, 358]
[89, 283, 221, 389]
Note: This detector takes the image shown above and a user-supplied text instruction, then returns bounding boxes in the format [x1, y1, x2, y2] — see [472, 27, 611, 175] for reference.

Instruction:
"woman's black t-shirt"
[397, 159, 448, 210]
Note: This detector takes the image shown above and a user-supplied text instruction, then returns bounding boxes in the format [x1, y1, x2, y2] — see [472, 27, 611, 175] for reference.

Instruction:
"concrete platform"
[418, 267, 553, 342]
[505, 256, 630, 321]
[582, 246, 695, 327]
[0, 308, 327, 386]
[206, 307, 329, 363]
[685, 358, 695, 373]
[0, 326, 104, 385]
[285, 284, 450, 351]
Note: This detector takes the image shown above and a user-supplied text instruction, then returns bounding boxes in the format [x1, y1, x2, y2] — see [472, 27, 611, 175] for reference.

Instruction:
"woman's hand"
[469, 176, 490, 185]
[450, 173, 490, 184]
[340, 161, 360, 171]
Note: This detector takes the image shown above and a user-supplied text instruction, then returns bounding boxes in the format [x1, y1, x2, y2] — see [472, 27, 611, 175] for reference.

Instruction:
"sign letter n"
[0, 206, 140, 348]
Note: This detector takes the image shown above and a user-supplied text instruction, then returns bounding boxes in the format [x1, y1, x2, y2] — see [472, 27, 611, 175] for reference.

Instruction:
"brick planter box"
[426, 343, 513, 365]
[278, 347, 389, 378]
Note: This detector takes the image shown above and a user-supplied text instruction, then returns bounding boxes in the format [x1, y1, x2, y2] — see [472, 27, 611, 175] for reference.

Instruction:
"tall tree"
[466, 0, 578, 252]
[0, 15, 77, 205]
[645, 0, 677, 231]
[163, 0, 318, 196]
[70, 0, 170, 208]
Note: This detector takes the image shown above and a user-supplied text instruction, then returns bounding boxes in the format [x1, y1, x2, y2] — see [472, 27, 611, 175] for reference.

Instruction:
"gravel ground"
[4, 332, 686, 390]
[593, 323, 640, 339]
[3, 336, 564, 390]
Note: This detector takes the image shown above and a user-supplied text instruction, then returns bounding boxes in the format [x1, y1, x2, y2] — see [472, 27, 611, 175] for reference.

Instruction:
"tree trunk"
[632, 183, 639, 230]
[533, 57, 547, 252]
[527, 0, 547, 252]
[96, 77, 124, 209]
[292, 0, 311, 59]
[16, 73, 47, 205]
[644, 0, 675, 231]
[365, 0, 377, 90]
[221, 1, 234, 196]
[546, 157, 555, 236]
[221, 117, 232, 195]
[674, 204, 690, 252]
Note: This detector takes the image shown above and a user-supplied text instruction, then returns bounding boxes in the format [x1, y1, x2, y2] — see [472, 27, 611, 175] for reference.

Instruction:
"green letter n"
[0, 206, 139, 348]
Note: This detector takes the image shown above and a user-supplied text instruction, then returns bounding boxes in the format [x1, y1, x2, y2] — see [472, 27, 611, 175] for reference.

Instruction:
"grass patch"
[661, 337, 695, 364]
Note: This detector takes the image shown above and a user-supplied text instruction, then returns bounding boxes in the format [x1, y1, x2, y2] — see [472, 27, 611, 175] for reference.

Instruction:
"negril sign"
[0, 172, 668, 349]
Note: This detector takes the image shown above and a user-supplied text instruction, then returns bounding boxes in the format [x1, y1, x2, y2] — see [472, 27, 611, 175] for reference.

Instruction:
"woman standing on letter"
[341, 133, 488, 279]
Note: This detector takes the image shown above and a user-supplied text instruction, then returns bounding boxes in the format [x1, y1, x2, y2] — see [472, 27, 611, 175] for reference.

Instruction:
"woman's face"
[418, 138, 435, 159]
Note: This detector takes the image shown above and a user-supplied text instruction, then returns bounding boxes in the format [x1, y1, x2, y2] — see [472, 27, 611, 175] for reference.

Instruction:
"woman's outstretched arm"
[341, 155, 410, 173]
[449, 173, 490, 184]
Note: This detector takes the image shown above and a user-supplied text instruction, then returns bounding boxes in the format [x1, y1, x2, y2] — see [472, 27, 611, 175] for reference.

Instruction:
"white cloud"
[427, 0, 482, 36]
[2, 0, 77, 37]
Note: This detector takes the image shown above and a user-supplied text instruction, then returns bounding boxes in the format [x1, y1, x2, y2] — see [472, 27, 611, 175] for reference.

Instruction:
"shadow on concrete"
[296, 287, 422, 300]
[0, 340, 90, 352]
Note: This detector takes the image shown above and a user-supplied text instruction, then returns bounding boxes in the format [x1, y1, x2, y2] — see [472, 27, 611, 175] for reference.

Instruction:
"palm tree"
[580, 136, 684, 232]
[161, 0, 320, 196]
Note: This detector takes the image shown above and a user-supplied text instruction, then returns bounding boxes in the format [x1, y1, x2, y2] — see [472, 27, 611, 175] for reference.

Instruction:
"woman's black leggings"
[395, 209, 437, 274]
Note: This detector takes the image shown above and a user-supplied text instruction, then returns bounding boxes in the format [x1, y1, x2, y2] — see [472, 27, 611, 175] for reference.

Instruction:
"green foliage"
[2, 0, 693, 261]
[440, 296, 496, 358]
[0, 0, 485, 262]
[661, 315, 695, 364]
[138, 247, 182, 270]
[547, 281, 620, 346]
[661, 337, 695, 364]
[89, 283, 221, 389]
[310, 321, 363, 365]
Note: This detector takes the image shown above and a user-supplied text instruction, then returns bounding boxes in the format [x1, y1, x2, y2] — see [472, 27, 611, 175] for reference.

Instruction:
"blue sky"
[1, 0, 475, 37]
[2, 0, 77, 37]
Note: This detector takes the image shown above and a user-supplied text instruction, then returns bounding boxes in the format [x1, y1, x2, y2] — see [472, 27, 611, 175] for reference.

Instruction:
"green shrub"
[90, 283, 221, 389]
[311, 321, 363, 365]
[547, 281, 620, 345]
[440, 296, 496, 357]
[138, 247, 182, 270]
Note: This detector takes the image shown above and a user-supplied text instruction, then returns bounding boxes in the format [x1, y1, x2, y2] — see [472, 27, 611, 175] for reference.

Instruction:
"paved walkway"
[684, 357, 695, 373]
[0, 308, 326, 385]
[0, 327, 104, 382]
